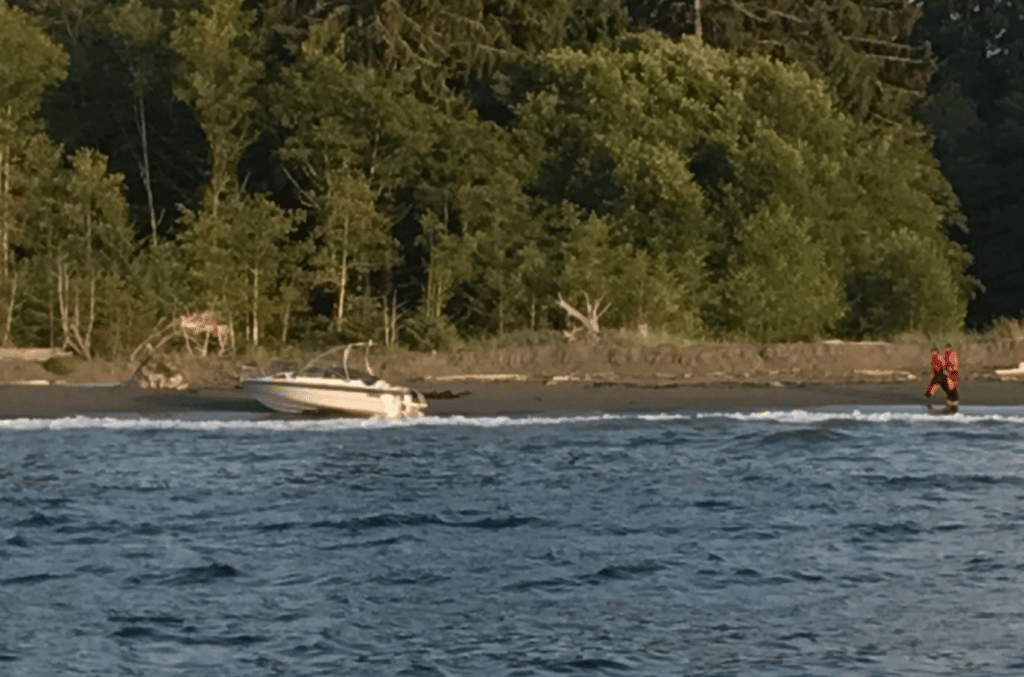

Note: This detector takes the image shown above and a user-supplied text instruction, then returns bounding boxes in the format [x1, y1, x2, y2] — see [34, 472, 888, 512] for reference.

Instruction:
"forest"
[0, 0, 1021, 357]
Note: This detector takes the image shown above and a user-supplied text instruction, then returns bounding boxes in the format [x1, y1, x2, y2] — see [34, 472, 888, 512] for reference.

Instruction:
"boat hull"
[241, 375, 426, 418]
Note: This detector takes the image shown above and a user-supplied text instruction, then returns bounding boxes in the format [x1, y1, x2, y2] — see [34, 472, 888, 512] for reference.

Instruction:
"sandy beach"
[1, 338, 1023, 418]
[1, 378, 1023, 419]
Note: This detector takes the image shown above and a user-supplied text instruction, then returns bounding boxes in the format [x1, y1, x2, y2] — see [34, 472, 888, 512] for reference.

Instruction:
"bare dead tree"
[555, 292, 609, 340]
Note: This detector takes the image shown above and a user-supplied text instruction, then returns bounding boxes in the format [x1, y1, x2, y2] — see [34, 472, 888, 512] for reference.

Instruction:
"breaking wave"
[695, 408, 1024, 425]
[2, 406, 1023, 432]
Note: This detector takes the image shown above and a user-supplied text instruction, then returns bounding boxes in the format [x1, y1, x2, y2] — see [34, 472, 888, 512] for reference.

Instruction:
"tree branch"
[555, 292, 608, 338]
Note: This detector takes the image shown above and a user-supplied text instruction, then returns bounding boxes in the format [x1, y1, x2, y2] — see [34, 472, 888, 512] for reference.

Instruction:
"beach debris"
[852, 369, 918, 381]
[423, 389, 469, 399]
[0, 348, 72, 362]
[556, 292, 608, 340]
[546, 375, 582, 384]
[427, 374, 528, 382]
[134, 359, 189, 390]
[994, 362, 1024, 380]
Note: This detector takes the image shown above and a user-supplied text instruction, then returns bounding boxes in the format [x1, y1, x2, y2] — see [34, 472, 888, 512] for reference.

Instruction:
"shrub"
[41, 354, 84, 376]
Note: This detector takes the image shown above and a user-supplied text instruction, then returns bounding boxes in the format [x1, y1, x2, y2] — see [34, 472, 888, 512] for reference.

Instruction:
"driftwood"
[134, 359, 189, 390]
[555, 292, 608, 340]
[126, 320, 190, 390]
[128, 318, 178, 367]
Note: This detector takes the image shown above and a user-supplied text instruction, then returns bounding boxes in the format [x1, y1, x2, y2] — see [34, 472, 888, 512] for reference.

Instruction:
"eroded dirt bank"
[2, 339, 1024, 387]
[374, 339, 1024, 386]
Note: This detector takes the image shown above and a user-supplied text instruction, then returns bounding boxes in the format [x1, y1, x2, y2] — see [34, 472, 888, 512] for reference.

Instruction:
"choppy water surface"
[3, 406, 1024, 676]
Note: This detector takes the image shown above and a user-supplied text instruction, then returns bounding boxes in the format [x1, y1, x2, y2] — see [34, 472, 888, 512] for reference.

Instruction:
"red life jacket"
[930, 351, 944, 373]
[943, 348, 959, 375]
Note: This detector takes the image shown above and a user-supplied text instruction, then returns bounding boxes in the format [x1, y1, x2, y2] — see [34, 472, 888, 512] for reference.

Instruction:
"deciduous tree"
[0, 1, 68, 345]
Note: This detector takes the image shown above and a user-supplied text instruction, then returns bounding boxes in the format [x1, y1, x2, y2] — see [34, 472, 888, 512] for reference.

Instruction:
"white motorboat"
[240, 342, 426, 418]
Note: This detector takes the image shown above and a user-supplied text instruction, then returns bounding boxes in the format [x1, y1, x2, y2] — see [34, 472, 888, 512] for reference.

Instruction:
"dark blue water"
[2, 406, 1024, 676]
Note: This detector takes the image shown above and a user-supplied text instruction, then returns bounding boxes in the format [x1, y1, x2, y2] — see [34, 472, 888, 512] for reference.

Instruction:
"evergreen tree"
[626, 0, 935, 125]
[915, 0, 1024, 325]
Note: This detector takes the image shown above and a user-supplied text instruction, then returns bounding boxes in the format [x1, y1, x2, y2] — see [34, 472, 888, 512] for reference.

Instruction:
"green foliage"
[0, 1, 69, 345]
[12, 147, 136, 356]
[400, 312, 464, 352]
[914, 0, 1024, 325]
[1, 0, 984, 351]
[511, 32, 969, 340]
[841, 230, 967, 340]
[697, 0, 934, 126]
[114, 240, 191, 353]
[180, 189, 302, 348]
[709, 200, 843, 341]
[557, 211, 627, 308]
[106, 0, 165, 47]
[170, 0, 263, 214]
[553, 208, 701, 332]
[0, 2, 69, 121]
[312, 169, 393, 330]
[41, 354, 84, 376]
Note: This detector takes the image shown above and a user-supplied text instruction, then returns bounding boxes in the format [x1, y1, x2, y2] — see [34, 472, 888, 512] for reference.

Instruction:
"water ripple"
[4, 406, 1024, 675]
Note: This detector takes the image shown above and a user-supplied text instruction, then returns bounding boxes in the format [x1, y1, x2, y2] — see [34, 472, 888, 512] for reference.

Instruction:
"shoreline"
[1, 378, 1022, 419]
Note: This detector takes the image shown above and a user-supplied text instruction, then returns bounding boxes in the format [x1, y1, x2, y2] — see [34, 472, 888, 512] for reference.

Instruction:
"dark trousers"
[926, 372, 959, 402]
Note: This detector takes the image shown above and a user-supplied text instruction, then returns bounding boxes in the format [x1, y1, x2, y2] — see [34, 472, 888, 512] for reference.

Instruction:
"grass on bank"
[30, 317, 1024, 369]
[232, 315, 1024, 367]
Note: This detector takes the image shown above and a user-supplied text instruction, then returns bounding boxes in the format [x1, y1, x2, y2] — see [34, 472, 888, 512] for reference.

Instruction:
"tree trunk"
[280, 297, 291, 344]
[336, 264, 347, 331]
[335, 219, 350, 331]
[48, 274, 55, 348]
[0, 105, 13, 289]
[68, 274, 95, 358]
[56, 258, 71, 352]
[86, 273, 95, 356]
[136, 94, 159, 244]
[251, 266, 260, 347]
[80, 215, 95, 357]
[56, 259, 93, 358]
[0, 136, 11, 346]
[0, 138, 9, 286]
[382, 289, 398, 347]
[1, 270, 16, 347]
[497, 278, 505, 335]
[694, 0, 703, 41]
[425, 204, 450, 320]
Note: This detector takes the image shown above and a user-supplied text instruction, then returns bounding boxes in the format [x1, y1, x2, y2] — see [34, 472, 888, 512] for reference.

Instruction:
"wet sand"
[1, 379, 1022, 419]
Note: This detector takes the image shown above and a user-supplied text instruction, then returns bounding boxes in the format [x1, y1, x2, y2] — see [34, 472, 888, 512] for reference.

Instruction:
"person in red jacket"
[925, 344, 959, 409]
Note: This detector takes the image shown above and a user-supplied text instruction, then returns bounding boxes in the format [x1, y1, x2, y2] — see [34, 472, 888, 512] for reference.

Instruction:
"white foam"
[696, 409, 1024, 425]
[0, 412, 642, 432]
[0, 408, 1021, 432]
